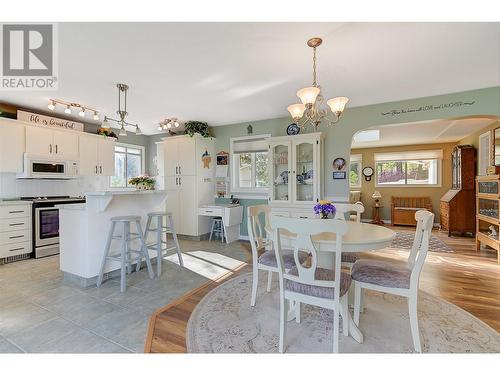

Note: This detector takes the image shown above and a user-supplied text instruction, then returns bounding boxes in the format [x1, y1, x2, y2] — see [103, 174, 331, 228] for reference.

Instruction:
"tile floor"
[0, 239, 248, 353]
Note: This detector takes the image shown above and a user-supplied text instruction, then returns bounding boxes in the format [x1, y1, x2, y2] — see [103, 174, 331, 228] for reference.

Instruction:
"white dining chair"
[247, 205, 308, 307]
[271, 216, 351, 353]
[334, 202, 365, 267]
[352, 210, 434, 353]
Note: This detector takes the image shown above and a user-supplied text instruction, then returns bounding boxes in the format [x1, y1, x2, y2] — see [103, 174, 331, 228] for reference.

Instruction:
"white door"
[179, 175, 197, 235]
[292, 139, 316, 204]
[98, 140, 115, 176]
[163, 140, 178, 177]
[53, 131, 79, 160]
[25, 127, 53, 156]
[78, 136, 99, 175]
[269, 141, 292, 203]
[178, 137, 196, 175]
[0, 120, 25, 173]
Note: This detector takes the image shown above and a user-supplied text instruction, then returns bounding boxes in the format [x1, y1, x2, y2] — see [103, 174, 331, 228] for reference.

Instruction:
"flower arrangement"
[97, 127, 118, 139]
[184, 121, 210, 138]
[314, 200, 336, 219]
[128, 175, 155, 190]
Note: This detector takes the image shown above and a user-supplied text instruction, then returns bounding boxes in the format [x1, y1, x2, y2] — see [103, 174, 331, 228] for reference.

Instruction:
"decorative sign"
[381, 101, 475, 117]
[333, 171, 346, 180]
[17, 110, 84, 131]
[201, 148, 212, 169]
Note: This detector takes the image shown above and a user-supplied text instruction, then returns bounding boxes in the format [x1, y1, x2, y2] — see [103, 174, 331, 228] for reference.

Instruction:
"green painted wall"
[214, 197, 268, 237]
[211, 86, 500, 199]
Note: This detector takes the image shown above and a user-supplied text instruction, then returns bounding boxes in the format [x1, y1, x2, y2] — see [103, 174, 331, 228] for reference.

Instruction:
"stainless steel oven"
[22, 196, 86, 258]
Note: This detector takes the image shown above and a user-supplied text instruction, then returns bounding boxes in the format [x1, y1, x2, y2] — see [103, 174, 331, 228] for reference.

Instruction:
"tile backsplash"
[0, 173, 108, 198]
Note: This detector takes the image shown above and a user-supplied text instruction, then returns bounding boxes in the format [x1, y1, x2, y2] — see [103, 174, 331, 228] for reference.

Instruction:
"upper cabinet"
[163, 136, 196, 176]
[78, 135, 115, 176]
[25, 127, 79, 160]
[268, 133, 323, 205]
[0, 119, 25, 173]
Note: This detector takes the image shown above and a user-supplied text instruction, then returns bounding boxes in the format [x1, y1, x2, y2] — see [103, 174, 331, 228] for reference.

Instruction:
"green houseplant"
[128, 175, 155, 190]
[184, 121, 210, 138]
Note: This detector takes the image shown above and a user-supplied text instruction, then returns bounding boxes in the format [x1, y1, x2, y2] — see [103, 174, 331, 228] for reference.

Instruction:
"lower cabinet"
[0, 204, 32, 259]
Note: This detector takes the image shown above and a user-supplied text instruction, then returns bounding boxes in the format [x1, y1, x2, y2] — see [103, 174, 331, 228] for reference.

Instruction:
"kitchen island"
[59, 190, 167, 287]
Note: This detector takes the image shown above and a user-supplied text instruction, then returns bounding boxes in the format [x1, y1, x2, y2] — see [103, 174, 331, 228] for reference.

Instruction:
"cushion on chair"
[341, 252, 362, 264]
[258, 250, 308, 269]
[351, 259, 411, 289]
[285, 266, 352, 298]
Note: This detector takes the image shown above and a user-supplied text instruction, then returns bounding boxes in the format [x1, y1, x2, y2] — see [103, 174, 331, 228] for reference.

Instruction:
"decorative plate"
[333, 157, 346, 170]
[286, 123, 300, 136]
[280, 170, 289, 184]
[304, 170, 313, 180]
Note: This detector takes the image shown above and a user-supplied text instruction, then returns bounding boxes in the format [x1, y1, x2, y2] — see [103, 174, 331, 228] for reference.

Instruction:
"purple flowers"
[313, 200, 336, 219]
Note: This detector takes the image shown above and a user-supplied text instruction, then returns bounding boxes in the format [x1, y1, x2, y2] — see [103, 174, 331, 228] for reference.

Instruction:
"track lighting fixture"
[158, 118, 182, 132]
[48, 101, 56, 111]
[78, 108, 85, 117]
[64, 105, 72, 114]
[48, 99, 100, 121]
[93, 111, 99, 121]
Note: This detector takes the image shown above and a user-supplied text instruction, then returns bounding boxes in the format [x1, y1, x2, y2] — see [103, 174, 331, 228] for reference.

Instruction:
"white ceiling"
[351, 117, 496, 148]
[1, 22, 499, 134]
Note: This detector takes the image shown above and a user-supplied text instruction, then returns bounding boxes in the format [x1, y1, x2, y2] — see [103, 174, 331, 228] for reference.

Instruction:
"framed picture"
[333, 171, 346, 179]
[216, 151, 229, 166]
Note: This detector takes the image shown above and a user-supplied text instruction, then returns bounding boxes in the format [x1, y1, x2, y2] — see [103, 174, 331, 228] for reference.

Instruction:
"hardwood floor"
[144, 227, 500, 353]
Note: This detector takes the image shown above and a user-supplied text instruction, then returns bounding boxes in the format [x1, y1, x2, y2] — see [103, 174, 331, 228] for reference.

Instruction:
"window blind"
[350, 154, 362, 163]
[232, 136, 269, 154]
[374, 149, 443, 162]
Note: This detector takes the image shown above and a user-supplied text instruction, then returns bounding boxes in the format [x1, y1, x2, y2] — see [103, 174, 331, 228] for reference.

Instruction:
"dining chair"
[271, 216, 351, 353]
[247, 205, 308, 307]
[333, 202, 365, 267]
[352, 210, 434, 352]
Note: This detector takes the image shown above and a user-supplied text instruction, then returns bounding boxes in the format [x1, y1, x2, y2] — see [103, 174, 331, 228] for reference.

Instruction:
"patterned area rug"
[187, 272, 500, 353]
[390, 231, 453, 253]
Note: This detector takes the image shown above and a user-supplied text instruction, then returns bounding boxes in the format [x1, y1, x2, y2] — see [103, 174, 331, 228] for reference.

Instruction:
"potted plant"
[184, 121, 210, 138]
[128, 175, 155, 190]
[97, 127, 118, 139]
[313, 200, 336, 219]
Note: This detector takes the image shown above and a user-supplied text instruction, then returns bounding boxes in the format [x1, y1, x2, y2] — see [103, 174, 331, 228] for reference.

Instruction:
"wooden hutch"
[440, 145, 476, 236]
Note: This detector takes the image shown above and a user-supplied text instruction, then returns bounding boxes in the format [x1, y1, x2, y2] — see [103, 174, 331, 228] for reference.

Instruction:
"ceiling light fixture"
[48, 99, 100, 121]
[158, 118, 181, 132]
[102, 116, 110, 129]
[102, 84, 143, 138]
[287, 37, 349, 129]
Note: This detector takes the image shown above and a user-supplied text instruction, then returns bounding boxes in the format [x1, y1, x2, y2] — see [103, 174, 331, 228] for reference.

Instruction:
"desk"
[198, 204, 244, 243]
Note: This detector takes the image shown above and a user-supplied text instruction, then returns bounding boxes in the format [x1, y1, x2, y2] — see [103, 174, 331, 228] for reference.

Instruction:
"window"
[349, 154, 362, 188]
[230, 135, 270, 192]
[374, 150, 442, 187]
[110, 144, 145, 188]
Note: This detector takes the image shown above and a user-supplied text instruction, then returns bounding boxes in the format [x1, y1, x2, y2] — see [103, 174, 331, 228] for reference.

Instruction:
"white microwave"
[17, 154, 79, 179]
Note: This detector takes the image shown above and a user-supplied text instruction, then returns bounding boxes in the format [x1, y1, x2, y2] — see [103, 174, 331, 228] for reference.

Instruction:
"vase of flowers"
[314, 200, 336, 219]
[128, 175, 155, 190]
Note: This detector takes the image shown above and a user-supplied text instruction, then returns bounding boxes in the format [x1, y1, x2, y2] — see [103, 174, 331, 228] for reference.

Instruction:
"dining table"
[267, 220, 396, 344]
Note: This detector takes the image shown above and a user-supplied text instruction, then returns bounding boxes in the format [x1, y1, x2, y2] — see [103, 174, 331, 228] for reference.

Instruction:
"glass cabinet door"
[270, 142, 291, 203]
[293, 140, 315, 203]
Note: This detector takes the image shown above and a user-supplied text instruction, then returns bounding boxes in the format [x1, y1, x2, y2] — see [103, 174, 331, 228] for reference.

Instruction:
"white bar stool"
[96, 215, 154, 293]
[144, 211, 184, 277]
[209, 217, 225, 242]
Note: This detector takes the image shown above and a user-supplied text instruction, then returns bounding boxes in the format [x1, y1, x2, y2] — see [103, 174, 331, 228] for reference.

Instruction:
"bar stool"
[144, 211, 183, 277]
[209, 217, 225, 242]
[96, 216, 154, 293]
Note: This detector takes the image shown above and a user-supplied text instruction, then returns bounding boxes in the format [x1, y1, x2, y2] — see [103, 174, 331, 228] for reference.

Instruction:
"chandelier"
[157, 118, 181, 131]
[287, 37, 349, 129]
[102, 84, 142, 136]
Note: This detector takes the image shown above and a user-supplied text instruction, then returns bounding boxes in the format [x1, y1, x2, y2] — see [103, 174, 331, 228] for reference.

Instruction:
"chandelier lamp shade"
[47, 98, 100, 121]
[101, 83, 143, 136]
[287, 37, 349, 129]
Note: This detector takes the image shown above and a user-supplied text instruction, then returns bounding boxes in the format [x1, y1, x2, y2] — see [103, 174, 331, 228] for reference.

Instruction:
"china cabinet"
[439, 145, 476, 236]
[476, 175, 500, 263]
[267, 132, 324, 218]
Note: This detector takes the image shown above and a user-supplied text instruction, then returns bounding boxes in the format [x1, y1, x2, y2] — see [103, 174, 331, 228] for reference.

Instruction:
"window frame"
[108, 142, 146, 189]
[349, 155, 362, 189]
[230, 134, 271, 194]
[375, 158, 442, 188]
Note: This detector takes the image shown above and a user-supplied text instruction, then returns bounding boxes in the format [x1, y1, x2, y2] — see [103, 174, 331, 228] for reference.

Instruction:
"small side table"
[371, 204, 384, 226]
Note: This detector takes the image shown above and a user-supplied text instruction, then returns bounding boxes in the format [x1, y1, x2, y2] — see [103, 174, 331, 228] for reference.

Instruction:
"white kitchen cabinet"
[78, 135, 115, 176]
[25, 127, 79, 160]
[268, 132, 324, 215]
[160, 135, 215, 237]
[0, 202, 32, 259]
[0, 118, 25, 173]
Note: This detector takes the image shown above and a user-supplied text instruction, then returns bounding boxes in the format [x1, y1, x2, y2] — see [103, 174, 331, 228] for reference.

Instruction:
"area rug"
[186, 272, 500, 353]
[390, 231, 453, 253]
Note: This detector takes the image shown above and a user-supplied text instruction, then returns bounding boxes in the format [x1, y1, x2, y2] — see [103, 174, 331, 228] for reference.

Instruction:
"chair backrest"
[333, 202, 364, 223]
[247, 205, 271, 262]
[408, 210, 434, 289]
[270, 216, 348, 294]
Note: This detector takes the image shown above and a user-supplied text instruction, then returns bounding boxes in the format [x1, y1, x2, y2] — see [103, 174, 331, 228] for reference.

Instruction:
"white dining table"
[269, 221, 396, 344]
